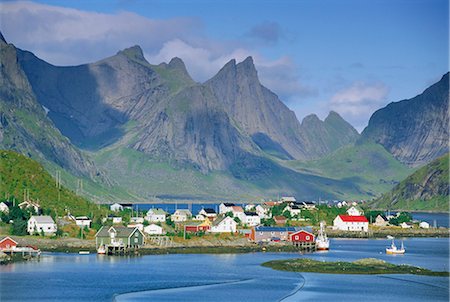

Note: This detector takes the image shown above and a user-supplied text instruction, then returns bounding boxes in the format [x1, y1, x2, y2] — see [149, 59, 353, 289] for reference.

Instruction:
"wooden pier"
[291, 241, 317, 252]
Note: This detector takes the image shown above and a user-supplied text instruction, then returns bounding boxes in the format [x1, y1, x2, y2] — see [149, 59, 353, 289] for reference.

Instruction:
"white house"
[333, 215, 368, 232]
[242, 212, 261, 226]
[219, 203, 235, 214]
[0, 202, 9, 213]
[255, 204, 271, 219]
[210, 216, 237, 233]
[373, 214, 388, 226]
[130, 217, 145, 224]
[27, 216, 57, 235]
[419, 221, 430, 229]
[231, 206, 245, 221]
[400, 222, 412, 229]
[75, 216, 92, 228]
[171, 209, 192, 222]
[285, 205, 301, 216]
[145, 208, 167, 223]
[198, 208, 217, 219]
[110, 203, 124, 212]
[144, 224, 165, 235]
[346, 206, 363, 216]
[19, 200, 40, 213]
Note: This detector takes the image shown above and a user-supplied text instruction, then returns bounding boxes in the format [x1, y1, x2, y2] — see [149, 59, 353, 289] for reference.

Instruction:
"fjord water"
[0, 238, 448, 301]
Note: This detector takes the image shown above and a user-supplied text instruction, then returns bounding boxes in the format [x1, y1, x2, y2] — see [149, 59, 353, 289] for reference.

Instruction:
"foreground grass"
[262, 258, 449, 276]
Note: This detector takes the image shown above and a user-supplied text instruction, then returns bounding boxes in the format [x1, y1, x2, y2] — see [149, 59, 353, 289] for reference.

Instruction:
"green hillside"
[371, 153, 449, 212]
[0, 150, 105, 217]
[285, 142, 413, 199]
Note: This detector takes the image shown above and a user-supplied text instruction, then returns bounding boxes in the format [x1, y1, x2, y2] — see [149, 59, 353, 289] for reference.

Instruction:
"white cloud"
[329, 82, 390, 131]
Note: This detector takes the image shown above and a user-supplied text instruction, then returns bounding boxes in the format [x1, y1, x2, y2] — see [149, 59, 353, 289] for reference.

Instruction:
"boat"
[79, 251, 90, 255]
[386, 235, 394, 240]
[97, 245, 106, 255]
[316, 221, 330, 251]
[386, 240, 405, 254]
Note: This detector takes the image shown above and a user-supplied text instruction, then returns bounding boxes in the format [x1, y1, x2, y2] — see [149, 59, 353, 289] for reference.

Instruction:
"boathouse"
[0, 236, 18, 250]
[289, 230, 316, 251]
[95, 226, 145, 254]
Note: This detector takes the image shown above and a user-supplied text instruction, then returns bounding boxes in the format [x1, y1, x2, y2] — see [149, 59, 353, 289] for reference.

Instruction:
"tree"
[10, 219, 27, 236]
[225, 212, 234, 218]
[234, 217, 241, 224]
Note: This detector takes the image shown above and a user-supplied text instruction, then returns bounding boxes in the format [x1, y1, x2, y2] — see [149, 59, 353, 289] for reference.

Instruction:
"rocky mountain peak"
[117, 45, 147, 63]
[301, 114, 321, 125]
[236, 56, 258, 80]
[0, 31, 6, 44]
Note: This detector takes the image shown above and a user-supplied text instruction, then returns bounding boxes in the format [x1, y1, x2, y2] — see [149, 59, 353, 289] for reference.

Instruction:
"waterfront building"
[27, 216, 57, 235]
[374, 214, 388, 226]
[333, 215, 368, 232]
[95, 226, 145, 250]
[0, 236, 18, 250]
[210, 216, 237, 233]
[289, 230, 315, 243]
[419, 221, 430, 229]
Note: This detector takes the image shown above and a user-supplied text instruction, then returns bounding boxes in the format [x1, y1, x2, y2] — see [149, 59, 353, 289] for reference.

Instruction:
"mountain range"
[0, 31, 448, 204]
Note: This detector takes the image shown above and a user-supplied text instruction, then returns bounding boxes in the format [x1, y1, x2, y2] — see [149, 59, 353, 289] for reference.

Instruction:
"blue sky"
[0, 0, 448, 131]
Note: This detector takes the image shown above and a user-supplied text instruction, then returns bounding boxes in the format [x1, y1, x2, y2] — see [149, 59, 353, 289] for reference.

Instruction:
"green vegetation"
[372, 153, 449, 212]
[0, 150, 105, 218]
[262, 258, 449, 276]
[286, 142, 413, 199]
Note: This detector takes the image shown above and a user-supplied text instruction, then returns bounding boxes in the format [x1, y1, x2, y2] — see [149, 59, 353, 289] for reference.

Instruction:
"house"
[120, 204, 133, 210]
[110, 203, 124, 212]
[0, 236, 18, 250]
[289, 230, 315, 243]
[285, 205, 301, 216]
[219, 203, 235, 214]
[255, 204, 271, 219]
[346, 206, 363, 216]
[231, 206, 245, 220]
[244, 204, 256, 211]
[250, 226, 297, 242]
[419, 221, 430, 229]
[95, 226, 144, 249]
[127, 223, 144, 231]
[144, 224, 165, 235]
[281, 196, 296, 203]
[300, 201, 316, 209]
[273, 215, 287, 225]
[263, 201, 278, 207]
[0, 202, 9, 213]
[242, 212, 261, 226]
[171, 209, 192, 222]
[185, 220, 211, 233]
[198, 208, 217, 218]
[145, 208, 167, 222]
[18, 200, 40, 213]
[373, 214, 388, 226]
[400, 222, 412, 229]
[130, 217, 145, 224]
[210, 216, 237, 233]
[75, 216, 92, 228]
[27, 216, 57, 235]
[333, 215, 368, 232]
[108, 215, 122, 224]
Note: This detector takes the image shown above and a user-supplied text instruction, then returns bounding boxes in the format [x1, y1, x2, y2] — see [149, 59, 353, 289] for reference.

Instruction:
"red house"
[289, 230, 315, 243]
[0, 236, 18, 250]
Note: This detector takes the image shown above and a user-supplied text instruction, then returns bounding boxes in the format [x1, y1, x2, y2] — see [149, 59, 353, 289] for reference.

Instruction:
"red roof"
[338, 215, 368, 222]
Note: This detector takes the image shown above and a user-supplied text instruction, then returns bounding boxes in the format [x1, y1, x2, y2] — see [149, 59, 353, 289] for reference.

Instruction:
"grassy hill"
[0, 150, 106, 217]
[371, 153, 449, 212]
[284, 142, 413, 199]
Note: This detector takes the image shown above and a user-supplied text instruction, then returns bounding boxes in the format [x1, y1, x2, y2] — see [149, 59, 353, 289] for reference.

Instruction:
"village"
[0, 197, 444, 260]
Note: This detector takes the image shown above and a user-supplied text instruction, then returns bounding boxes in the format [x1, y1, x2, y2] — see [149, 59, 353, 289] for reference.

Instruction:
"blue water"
[0, 238, 448, 301]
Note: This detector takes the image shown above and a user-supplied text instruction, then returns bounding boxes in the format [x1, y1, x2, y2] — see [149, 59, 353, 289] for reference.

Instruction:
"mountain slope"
[0, 150, 103, 217]
[361, 73, 449, 167]
[371, 153, 449, 211]
[0, 34, 105, 182]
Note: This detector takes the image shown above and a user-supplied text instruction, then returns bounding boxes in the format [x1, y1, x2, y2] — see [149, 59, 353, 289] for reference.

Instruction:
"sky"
[0, 0, 448, 131]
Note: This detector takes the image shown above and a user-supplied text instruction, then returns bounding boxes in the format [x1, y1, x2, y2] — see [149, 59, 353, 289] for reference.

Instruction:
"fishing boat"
[386, 240, 405, 254]
[97, 245, 106, 255]
[316, 221, 329, 251]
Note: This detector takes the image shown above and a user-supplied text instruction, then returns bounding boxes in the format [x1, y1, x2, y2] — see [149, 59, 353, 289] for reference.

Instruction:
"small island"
[262, 258, 450, 276]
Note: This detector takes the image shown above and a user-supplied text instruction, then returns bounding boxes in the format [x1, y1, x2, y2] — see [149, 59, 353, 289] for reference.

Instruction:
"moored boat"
[386, 240, 405, 254]
[316, 221, 329, 251]
[97, 245, 106, 255]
